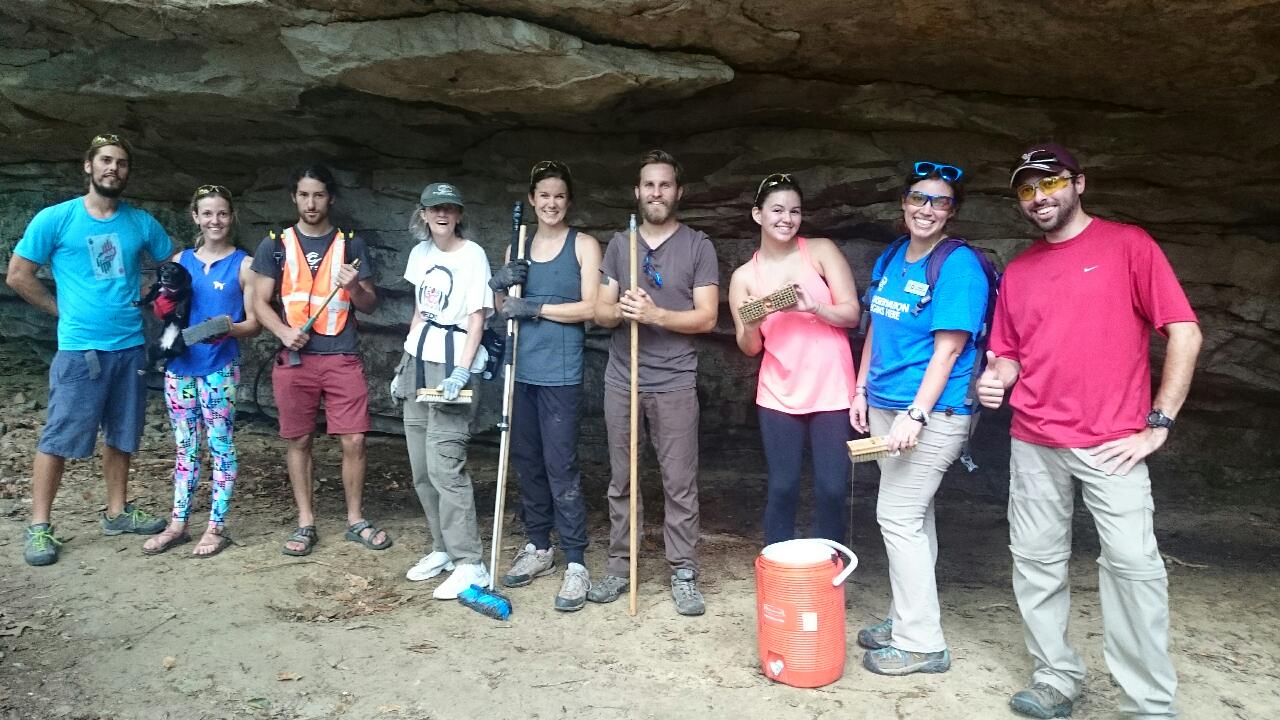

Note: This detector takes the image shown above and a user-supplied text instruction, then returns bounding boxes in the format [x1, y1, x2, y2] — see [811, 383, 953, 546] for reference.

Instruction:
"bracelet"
[853, 386, 866, 396]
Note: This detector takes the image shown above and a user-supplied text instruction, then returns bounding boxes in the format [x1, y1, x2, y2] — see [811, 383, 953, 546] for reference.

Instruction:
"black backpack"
[862, 235, 1001, 470]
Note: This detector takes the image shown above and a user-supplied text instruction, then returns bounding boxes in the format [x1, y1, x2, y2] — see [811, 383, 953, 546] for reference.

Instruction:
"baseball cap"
[420, 182, 464, 208]
[1009, 143, 1082, 187]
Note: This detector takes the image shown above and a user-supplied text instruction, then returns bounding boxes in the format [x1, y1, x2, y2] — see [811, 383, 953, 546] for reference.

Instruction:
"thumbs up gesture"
[976, 350, 1007, 409]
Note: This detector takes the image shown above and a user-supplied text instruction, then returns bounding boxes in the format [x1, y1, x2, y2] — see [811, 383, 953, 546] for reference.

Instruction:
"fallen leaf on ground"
[277, 672, 302, 681]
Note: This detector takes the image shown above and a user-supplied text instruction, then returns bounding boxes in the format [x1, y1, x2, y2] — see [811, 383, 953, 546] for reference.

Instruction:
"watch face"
[1147, 410, 1172, 428]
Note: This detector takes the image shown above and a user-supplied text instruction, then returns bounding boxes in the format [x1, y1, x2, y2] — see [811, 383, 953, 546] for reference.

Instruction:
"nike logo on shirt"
[1083, 266, 1099, 272]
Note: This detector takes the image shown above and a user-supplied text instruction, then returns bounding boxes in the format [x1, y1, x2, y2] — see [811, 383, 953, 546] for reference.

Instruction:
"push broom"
[459, 201, 524, 621]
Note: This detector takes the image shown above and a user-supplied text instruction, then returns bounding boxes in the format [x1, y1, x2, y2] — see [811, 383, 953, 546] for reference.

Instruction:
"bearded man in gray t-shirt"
[589, 149, 719, 616]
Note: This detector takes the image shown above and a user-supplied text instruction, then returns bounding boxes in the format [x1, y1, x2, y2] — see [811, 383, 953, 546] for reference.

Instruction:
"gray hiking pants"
[1009, 438, 1177, 718]
[403, 357, 482, 564]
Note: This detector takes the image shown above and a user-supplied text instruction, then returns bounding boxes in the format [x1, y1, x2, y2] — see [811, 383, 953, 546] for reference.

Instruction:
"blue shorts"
[38, 346, 148, 459]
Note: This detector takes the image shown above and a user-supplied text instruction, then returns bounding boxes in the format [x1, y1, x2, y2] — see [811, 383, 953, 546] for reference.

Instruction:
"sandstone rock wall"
[1, 1, 1277, 485]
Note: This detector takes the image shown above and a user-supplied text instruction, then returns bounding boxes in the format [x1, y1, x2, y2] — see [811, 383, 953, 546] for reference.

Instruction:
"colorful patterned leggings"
[164, 362, 239, 527]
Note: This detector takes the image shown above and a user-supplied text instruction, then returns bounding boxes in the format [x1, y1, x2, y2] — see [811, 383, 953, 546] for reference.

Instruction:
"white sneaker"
[406, 551, 455, 581]
[433, 562, 491, 600]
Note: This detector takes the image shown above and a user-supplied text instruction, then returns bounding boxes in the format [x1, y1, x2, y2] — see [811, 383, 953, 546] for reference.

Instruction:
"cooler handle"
[807, 538, 859, 587]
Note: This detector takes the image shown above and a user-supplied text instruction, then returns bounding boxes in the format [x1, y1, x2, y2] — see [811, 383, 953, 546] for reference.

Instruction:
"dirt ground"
[0, 342, 1277, 720]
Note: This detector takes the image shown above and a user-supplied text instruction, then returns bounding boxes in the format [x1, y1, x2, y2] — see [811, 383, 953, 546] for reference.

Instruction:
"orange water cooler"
[755, 538, 858, 688]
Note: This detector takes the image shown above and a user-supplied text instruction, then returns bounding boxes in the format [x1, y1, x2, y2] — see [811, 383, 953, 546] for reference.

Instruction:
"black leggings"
[758, 406, 852, 545]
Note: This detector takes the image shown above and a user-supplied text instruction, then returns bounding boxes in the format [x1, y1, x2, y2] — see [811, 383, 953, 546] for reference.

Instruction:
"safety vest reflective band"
[279, 227, 350, 336]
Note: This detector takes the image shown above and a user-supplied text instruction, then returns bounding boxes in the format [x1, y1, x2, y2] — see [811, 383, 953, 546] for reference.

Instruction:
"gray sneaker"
[1010, 682, 1074, 718]
[586, 574, 629, 604]
[24, 524, 62, 566]
[554, 563, 590, 612]
[101, 504, 166, 536]
[671, 568, 705, 616]
[862, 646, 951, 675]
[857, 617, 893, 649]
[501, 543, 556, 588]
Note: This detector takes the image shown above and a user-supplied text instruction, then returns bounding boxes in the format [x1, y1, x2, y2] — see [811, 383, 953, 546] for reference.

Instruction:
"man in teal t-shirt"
[6, 133, 174, 566]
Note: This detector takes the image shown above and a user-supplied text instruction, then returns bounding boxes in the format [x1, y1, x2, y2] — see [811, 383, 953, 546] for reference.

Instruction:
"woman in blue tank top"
[489, 161, 602, 611]
[142, 185, 260, 558]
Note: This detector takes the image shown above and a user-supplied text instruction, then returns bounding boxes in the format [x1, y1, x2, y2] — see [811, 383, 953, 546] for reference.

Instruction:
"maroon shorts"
[272, 352, 371, 438]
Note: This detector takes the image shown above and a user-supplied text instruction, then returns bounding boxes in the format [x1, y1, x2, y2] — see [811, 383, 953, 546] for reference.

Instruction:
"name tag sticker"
[904, 279, 929, 297]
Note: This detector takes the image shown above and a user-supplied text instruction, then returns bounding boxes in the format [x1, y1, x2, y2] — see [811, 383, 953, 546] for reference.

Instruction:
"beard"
[1024, 191, 1079, 233]
[90, 174, 127, 199]
[639, 197, 677, 225]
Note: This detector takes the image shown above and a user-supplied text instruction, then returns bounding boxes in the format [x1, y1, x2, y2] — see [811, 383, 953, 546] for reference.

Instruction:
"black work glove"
[488, 259, 530, 292]
[500, 296, 543, 321]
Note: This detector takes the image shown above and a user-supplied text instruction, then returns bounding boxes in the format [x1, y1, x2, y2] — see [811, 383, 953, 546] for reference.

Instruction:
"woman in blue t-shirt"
[142, 185, 259, 558]
[850, 162, 990, 675]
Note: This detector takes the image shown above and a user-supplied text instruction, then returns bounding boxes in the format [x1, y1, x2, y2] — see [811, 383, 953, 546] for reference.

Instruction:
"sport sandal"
[282, 525, 318, 556]
[345, 520, 393, 550]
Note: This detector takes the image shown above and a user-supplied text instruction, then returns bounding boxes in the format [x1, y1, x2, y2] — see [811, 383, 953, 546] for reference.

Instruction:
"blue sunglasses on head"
[913, 161, 964, 183]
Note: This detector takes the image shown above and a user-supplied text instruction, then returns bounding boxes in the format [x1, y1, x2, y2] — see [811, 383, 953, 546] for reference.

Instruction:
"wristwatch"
[1146, 408, 1174, 430]
[906, 406, 929, 426]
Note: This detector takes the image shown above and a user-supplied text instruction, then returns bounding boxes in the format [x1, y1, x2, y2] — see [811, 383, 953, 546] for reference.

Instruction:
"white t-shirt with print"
[402, 239, 494, 372]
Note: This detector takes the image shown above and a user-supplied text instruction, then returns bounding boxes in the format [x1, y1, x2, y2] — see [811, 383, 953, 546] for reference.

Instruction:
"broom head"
[458, 584, 512, 621]
[847, 436, 912, 463]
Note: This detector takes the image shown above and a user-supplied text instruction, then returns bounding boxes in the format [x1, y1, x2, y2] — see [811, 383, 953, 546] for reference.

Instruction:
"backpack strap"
[859, 235, 909, 335]
[912, 236, 1003, 472]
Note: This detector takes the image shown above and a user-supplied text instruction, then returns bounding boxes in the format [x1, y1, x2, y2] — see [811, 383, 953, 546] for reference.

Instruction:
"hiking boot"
[586, 574, 629, 604]
[857, 617, 893, 649]
[554, 563, 590, 612]
[24, 523, 62, 566]
[501, 543, 556, 588]
[101, 504, 166, 535]
[406, 551, 454, 581]
[433, 562, 491, 600]
[670, 568, 705, 616]
[1010, 682, 1074, 718]
[862, 646, 951, 675]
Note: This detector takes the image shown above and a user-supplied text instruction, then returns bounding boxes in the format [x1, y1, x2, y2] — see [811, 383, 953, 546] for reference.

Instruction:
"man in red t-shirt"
[977, 144, 1201, 719]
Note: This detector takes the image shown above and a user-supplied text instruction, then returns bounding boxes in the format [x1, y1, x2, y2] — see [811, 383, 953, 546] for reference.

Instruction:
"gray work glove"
[499, 296, 543, 321]
[437, 366, 471, 401]
[488, 259, 529, 292]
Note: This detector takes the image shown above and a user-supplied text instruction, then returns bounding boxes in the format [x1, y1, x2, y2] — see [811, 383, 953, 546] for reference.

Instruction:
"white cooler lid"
[761, 539, 837, 564]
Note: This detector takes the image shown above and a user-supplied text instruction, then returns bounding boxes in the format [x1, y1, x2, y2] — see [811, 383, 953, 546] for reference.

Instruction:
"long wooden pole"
[628, 213, 639, 617]
[489, 203, 524, 588]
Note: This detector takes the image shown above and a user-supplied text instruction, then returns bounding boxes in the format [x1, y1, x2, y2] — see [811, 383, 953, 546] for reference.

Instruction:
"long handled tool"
[488, 201, 525, 591]
[284, 258, 361, 366]
[628, 213, 639, 617]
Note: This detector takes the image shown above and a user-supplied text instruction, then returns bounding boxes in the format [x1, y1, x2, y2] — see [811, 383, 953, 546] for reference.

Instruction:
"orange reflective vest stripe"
[278, 227, 350, 336]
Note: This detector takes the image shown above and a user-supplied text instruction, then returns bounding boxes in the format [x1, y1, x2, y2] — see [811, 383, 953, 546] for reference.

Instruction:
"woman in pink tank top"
[728, 174, 860, 546]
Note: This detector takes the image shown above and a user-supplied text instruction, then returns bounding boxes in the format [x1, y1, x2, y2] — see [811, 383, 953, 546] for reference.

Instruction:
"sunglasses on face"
[903, 190, 956, 211]
[643, 248, 663, 288]
[1015, 174, 1078, 202]
[193, 184, 232, 202]
[913, 161, 964, 182]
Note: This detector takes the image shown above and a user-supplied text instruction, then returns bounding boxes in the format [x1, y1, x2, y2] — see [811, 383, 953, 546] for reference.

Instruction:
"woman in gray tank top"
[489, 161, 603, 611]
